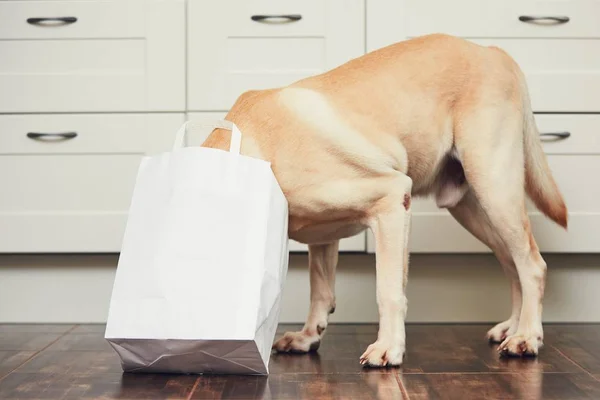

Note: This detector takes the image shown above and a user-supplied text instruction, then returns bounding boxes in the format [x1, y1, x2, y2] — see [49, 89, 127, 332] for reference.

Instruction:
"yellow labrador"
[202, 34, 567, 367]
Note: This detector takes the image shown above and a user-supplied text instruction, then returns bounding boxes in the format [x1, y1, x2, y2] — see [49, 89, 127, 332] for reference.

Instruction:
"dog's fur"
[202, 34, 567, 366]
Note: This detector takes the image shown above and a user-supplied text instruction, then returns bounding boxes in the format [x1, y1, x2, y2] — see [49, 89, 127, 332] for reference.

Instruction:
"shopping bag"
[104, 120, 289, 375]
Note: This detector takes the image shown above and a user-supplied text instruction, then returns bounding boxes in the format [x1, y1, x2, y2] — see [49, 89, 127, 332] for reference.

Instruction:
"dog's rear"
[433, 46, 568, 228]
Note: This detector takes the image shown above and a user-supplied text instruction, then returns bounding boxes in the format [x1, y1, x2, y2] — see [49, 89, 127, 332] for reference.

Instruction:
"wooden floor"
[1, 324, 600, 399]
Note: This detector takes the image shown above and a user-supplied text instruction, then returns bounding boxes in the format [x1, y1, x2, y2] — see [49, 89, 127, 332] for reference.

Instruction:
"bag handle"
[172, 120, 242, 155]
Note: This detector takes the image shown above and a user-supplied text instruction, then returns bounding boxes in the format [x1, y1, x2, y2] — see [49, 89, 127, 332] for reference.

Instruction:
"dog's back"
[202, 34, 566, 231]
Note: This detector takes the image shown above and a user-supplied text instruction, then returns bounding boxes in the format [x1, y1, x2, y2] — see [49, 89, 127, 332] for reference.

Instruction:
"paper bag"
[105, 120, 289, 375]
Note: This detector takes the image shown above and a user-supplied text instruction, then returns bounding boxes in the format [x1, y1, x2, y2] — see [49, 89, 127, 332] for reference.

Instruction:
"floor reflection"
[361, 369, 404, 400]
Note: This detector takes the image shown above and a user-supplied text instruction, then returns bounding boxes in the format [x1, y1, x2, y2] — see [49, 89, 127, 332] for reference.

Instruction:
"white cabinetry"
[188, 0, 365, 111]
[0, 1, 185, 252]
[0, 114, 184, 252]
[2, 0, 596, 254]
[0, 1, 185, 113]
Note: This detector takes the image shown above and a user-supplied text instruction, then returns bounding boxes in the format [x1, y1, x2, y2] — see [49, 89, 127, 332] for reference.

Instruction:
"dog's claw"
[273, 331, 321, 353]
[360, 341, 404, 368]
[497, 333, 542, 358]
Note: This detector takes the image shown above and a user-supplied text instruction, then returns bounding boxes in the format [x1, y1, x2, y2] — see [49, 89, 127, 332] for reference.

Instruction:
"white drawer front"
[0, 114, 178, 155]
[536, 114, 600, 155]
[2, 155, 142, 214]
[188, 0, 365, 111]
[407, 0, 600, 39]
[186, 112, 367, 252]
[0, 1, 185, 112]
[0, 40, 146, 113]
[0, 114, 184, 253]
[367, 114, 600, 253]
[0, 1, 144, 39]
[527, 155, 600, 253]
[214, 1, 326, 38]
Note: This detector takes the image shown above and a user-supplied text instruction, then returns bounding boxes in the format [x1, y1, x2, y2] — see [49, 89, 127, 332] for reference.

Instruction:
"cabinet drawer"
[186, 112, 367, 252]
[527, 155, 600, 252]
[0, 1, 144, 40]
[407, 0, 600, 39]
[0, 114, 184, 253]
[188, 0, 365, 111]
[536, 114, 600, 155]
[0, 1, 185, 113]
[368, 114, 600, 253]
[0, 114, 176, 155]
[213, 0, 326, 38]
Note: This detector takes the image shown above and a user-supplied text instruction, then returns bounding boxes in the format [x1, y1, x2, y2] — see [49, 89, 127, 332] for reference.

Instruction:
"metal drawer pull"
[27, 17, 78, 25]
[251, 14, 302, 23]
[540, 131, 571, 141]
[27, 132, 78, 141]
[518, 15, 570, 24]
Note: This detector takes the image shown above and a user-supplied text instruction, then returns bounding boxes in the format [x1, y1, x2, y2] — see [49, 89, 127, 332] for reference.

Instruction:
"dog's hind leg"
[456, 105, 546, 356]
[273, 241, 339, 353]
[360, 173, 412, 367]
[449, 190, 522, 343]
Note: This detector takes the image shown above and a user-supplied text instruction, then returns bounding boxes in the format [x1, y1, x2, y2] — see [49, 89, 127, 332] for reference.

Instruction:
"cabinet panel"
[406, 0, 600, 39]
[0, 0, 145, 39]
[0, 113, 184, 253]
[188, 0, 365, 110]
[0, 0, 185, 112]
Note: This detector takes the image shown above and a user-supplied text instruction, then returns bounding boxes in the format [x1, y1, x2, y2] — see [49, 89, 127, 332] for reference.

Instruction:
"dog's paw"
[272, 331, 321, 353]
[359, 341, 404, 368]
[487, 320, 518, 343]
[498, 334, 543, 357]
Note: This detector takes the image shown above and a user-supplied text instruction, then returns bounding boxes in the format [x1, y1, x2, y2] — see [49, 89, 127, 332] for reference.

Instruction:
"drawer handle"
[518, 15, 570, 24]
[540, 131, 571, 141]
[26, 17, 78, 25]
[251, 14, 302, 23]
[27, 132, 78, 141]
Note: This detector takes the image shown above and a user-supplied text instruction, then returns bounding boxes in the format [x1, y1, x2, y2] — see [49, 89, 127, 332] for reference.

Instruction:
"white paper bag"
[105, 120, 289, 375]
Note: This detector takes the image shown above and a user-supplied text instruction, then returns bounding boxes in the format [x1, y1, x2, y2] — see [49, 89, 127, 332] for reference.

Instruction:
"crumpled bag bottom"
[107, 338, 268, 375]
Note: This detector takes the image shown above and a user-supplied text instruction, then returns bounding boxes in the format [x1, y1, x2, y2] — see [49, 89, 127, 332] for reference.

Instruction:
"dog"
[202, 34, 567, 367]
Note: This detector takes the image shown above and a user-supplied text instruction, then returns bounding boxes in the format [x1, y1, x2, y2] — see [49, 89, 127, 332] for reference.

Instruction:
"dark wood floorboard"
[0, 372, 198, 400]
[400, 325, 581, 373]
[46, 332, 114, 352]
[400, 372, 600, 400]
[0, 323, 599, 399]
[545, 325, 600, 373]
[0, 332, 65, 352]
[190, 372, 404, 400]
[69, 324, 110, 334]
[0, 351, 36, 379]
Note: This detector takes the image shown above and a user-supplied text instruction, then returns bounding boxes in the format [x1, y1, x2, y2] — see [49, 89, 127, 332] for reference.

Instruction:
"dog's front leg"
[361, 177, 412, 367]
[273, 241, 338, 353]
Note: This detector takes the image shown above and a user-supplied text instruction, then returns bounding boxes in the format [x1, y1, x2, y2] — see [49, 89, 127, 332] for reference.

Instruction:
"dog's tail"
[520, 73, 568, 229]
